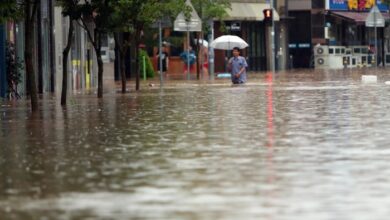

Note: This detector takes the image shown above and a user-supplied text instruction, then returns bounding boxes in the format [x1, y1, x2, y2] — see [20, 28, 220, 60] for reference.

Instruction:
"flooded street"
[1, 69, 390, 219]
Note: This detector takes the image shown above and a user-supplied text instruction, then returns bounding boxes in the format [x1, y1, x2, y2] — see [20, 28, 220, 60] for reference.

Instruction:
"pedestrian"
[200, 45, 209, 76]
[227, 47, 248, 84]
[180, 46, 196, 74]
[156, 46, 169, 75]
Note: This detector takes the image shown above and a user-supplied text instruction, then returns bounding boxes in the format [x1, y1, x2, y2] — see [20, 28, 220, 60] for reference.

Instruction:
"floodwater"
[1, 68, 390, 220]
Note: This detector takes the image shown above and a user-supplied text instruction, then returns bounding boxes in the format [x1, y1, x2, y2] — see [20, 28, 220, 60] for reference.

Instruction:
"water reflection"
[1, 69, 390, 219]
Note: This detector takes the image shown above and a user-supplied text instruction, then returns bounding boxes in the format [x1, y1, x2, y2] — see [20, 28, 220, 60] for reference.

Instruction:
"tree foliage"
[0, 0, 22, 23]
[191, 0, 230, 32]
[110, 0, 186, 91]
[5, 41, 23, 99]
[57, 0, 81, 106]
[58, 0, 82, 20]
[75, 0, 116, 98]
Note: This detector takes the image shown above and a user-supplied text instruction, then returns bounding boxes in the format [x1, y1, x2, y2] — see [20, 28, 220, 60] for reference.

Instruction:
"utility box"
[314, 45, 346, 69]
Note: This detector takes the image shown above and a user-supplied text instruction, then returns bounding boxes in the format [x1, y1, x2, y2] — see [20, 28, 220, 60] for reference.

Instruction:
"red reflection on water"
[266, 73, 274, 148]
[265, 73, 276, 202]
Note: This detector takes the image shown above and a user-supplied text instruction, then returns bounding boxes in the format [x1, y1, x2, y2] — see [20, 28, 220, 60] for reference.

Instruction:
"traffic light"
[263, 9, 273, 23]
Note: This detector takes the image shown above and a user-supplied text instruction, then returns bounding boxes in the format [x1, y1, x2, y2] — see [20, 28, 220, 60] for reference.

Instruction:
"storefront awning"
[330, 11, 390, 24]
[224, 3, 280, 21]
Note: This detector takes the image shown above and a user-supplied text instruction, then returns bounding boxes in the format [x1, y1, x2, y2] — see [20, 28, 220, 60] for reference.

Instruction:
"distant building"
[152, 0, 289, 75]
[288, 0, 390, 68]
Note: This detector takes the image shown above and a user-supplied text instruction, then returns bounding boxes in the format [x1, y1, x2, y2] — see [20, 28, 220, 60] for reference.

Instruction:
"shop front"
[326, 0, 390, 65]
[214, 1, 282, 73]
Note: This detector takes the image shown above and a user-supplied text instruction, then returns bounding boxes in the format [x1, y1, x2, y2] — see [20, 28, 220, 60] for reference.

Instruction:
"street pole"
[159, 20, 163, 86]
[374, 3, 377, 67]
[208, 18, 214, 80]
[187, 30, 190, 80]
[270, 0, 275, 74]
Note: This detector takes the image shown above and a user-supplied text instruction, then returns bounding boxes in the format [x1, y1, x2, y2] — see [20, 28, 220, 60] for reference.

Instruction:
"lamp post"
[158, 19, 163, 86]
[365, 4, 384, 67]
[374, 2, 377, 67]
[270, 0, 275, 74]
[208, 18, 214, 80]
[208, 0, 215, 80]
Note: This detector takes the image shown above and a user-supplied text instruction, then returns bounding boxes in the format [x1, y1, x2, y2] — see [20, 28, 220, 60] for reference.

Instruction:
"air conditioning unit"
[345, 48, 352, 55]
[314, 45, 329, 56]
[348, 56, 358, 68]
[351, 46, 369, 55]
[328, 46, 346, 56]
[315, 56, 329, 68]
[367, 54, 375, 66]
[343, 56, 350, 67]
[328, 56, 344, 69]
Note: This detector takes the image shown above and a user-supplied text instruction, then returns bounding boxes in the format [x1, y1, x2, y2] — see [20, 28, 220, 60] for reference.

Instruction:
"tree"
[78, 0, 114, 98]
[0, 0, 22, 23]
[1, 0, 39, 111]
[58, 0, 81, 106]
[24, 0, 39, 111]
[5, 41, 23, 99]
[112, 0, 186, 91]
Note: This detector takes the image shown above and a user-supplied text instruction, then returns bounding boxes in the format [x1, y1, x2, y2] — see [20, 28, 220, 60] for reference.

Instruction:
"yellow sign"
[348, 0, 358, 10]
[348, 0, 376, 10]
[366, 0, 375, 8]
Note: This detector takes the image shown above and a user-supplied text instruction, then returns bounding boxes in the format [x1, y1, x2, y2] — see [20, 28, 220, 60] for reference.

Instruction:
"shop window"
[246, 22, 266, 71]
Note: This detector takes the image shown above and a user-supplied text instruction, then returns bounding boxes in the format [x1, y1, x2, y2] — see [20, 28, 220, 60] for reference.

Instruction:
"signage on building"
[289, 43, 311, 49]
[328, 0, 388, 11]
[230, 22, 241, 31]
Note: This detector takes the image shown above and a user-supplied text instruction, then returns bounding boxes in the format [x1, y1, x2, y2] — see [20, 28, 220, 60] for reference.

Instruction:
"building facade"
[214, 0, 289, 73]
[288, 0, 390, 68]
[0, 2, 100, 98]
[153, 0, 289, 75]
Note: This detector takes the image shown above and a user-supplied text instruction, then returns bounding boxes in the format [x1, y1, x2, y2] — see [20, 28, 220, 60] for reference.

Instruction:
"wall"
[288, 0, 311, 10]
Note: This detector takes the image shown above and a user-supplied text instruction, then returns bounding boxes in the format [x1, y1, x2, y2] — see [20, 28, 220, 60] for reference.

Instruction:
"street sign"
[174, 0, 202, 32]
[365, 5, 385, 27]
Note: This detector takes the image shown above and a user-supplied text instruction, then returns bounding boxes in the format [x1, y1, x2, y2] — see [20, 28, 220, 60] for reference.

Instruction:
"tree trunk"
[96, 48, 103, 98]
[134, 29, 142, 91]
[129, 37, 137, 91]
[25, 0, 39, 112]
[92, 31, 104, 98]
[120, 51, 126, 93]
[196, 35, 200, 80]
[114, 33, 127, 93]
[61, 17, 73, 106]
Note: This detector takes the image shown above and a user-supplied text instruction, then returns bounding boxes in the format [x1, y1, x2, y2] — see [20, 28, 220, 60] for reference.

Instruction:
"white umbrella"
[210, 35, 248, 50]
[194, 39, 208, 47]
